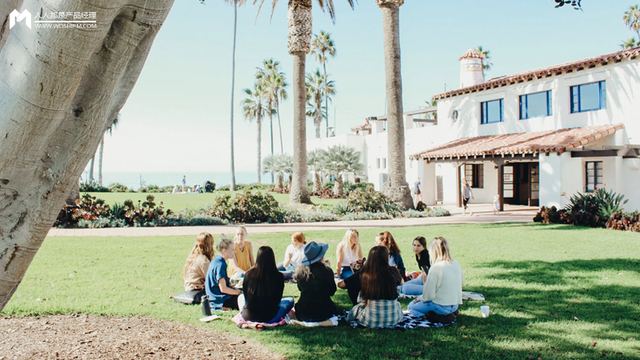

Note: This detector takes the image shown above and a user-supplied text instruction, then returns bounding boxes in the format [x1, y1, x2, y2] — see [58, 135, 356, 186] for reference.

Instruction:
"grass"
[4, 224, 640, 359]
[86, 191, 342, 212]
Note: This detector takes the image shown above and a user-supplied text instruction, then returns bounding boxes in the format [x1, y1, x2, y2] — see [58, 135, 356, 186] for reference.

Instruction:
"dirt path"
[0, 314, 283, 360]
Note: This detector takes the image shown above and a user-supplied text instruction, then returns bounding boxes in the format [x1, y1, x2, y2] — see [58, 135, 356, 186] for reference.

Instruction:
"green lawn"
[5, 224, 640, 359]
[86, 191, 342, 212]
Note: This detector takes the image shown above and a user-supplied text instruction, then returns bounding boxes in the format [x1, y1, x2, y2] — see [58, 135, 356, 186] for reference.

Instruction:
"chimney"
[459, 49, 484, 88]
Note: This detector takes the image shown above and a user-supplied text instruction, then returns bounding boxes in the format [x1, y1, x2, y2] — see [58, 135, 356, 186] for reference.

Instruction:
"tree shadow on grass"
[259, 259, 640, 360]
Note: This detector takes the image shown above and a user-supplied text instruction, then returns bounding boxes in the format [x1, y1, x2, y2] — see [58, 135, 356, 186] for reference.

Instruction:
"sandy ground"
[0, 314, 283, 360]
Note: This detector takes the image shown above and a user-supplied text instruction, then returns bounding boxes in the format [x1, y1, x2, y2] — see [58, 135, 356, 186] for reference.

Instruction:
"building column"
[418, 160, 436, 205]
[456, 164, 462, 208]
[539, 153, 563, 208]
[497, 163, 504, 211]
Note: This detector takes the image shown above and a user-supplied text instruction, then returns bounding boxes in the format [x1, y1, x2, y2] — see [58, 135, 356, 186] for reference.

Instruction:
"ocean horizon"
[99, 172, 264, 190]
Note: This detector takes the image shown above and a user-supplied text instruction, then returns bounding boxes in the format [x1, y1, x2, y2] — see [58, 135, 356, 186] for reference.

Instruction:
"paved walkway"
[47, 204, 538, 237]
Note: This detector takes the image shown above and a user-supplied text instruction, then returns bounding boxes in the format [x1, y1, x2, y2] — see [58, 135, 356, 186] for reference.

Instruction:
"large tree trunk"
[269, 107, 274, 183]
[97, 136, 104, 186]
[333, 174, 344, 196]
[229, 0, 238, 191]
[0, 0, 175, 312]
[377, 0, 413, 210]
[277, 174, 284, 191]
[288, 0, 312, 204]
[314, 94, 322, 138]
[276, 100, 284, 154]
[88, 156, 95, 183]
[322, 62, 329, 138]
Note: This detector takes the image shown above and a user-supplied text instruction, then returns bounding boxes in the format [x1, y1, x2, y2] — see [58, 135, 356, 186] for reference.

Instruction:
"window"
[464, 164, 484, 188]
[376, 158, 381, 169]
[520, 91, 552, 119]
[382, 158, 387, 169]
[585, 161, 603, 193]
[571, 81, 606, 113]
[481, 99, 503, 124]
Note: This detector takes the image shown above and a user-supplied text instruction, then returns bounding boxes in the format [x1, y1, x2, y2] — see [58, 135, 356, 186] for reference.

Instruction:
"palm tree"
[623, 5, 640, 42]
[311, 30, 336, 137]
[425, 99, 437, 121]
[307, 149, 324, 193]
[222, 0, 248, 191]
[475, 45, 493, 81]
[97, 114, 120, 186]
[306, 69, 335, 138]
[264, 153, 293, 191]
[254, 0, 356, 204]
[321, 145, 363, 196]
[242, 83, 269, 183]
[376, 0, 413, 210]
[256, 59, 288, 155]
[621, 37, 638, 49]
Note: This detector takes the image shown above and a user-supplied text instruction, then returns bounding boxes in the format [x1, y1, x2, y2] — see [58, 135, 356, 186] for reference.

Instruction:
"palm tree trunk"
[288, 0, 312, 204]
[315, 95, 322, 138]
[322, 62, 329, 138]
[276, 100, 284, 154]
[277, 173, 284, 191]
[88, 156, 95, 183]
[313, 172, 322, 193]
[378, 1, 413, 210]
[229, 0, 239, 191]
[257, 116, 262, 184]
[269, 109, 274, 183]
[97, 136, 104, 186]
[334, 174, 344, 196]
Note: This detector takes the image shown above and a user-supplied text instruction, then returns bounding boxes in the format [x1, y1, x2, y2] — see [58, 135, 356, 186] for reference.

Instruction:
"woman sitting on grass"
[238, 246, 294, 323]
[399, 236, 431, 296]
[408, 237, 463, 318]
[346, 246, 404, 328]
[376, 231, 406, 279]
[277, 232, 306, 281]
[205, 236, 242, 310]
[227, 225, 255, 279]
[183, 232, 215, 292]
[294, 241, 337, 322]
[335, 229, 363, 279]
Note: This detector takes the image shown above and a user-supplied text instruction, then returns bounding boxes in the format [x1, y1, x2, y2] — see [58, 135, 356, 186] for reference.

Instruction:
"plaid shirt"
[348, 299, 403, 328]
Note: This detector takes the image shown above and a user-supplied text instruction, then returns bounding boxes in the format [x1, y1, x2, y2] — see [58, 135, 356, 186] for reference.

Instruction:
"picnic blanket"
[346, 311, 455, 329]
[231, 313, 287, 329]
[284, 310, 339, 327]
[399, 291, 485, 301]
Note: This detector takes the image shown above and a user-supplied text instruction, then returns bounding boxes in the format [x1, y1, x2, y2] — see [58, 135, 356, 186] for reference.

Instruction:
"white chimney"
[459, 49, 484, 88]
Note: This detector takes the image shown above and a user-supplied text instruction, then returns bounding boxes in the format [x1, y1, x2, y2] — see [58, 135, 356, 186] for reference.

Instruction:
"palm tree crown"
[475, 46, 493, 81]
[623, 5, 640, 41]
[256, 59, 288, 154]
[620, 37, 638, 49]
[306, 69, 336, 138]
[311, 30, 336, 137]
[242, 83, 270, 183]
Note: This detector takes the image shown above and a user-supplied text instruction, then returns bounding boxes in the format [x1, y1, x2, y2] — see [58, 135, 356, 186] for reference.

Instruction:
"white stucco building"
[309, 47, 640, 212]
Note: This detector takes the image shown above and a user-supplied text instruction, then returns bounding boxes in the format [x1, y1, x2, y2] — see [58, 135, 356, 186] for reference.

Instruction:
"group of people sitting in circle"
[182, 226, 463, 328]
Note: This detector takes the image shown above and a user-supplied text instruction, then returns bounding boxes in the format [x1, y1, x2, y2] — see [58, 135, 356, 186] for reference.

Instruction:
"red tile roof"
[409, 124, 624, 161]
[351, 121, 372, 132]
[434, 46, 640, 101]
[459, 49, 483, 61]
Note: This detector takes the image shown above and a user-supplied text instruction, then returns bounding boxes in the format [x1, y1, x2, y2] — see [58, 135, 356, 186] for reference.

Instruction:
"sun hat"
[301, 241, 329, 266]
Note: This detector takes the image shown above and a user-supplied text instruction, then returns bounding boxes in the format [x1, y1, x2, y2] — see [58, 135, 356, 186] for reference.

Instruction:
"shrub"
[533, 206, 570, 225]
[159, 185, 174, 193]
[282, 208, 339, 223]
[79, 181, 110, 192]
[347, 186, 400, 215]
[311, 187, 347, 199]
[594, 188, 629, 219]
[606, 212, 640, 232]
[108, 183, 130, 192]
[77, 218, 125, 228]
[206, 191, 284, 224]
[331, 201, 354, 215]
[120, 195, 171, 226]
[54, 193, 112, 228]
[341, 212, 394, 221]
[345, 181, 375, 195]
[402, 208, 451, 218]
[564, 192, 607, 227]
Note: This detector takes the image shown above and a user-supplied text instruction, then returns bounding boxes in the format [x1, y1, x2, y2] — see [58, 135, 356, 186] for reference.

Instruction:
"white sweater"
[418, 259, 463, 306]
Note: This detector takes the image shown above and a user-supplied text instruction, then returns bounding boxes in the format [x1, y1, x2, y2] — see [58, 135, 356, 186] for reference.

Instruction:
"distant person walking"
[413, 177, 422, 204]
[462, 178, 474, 216]
[181, 175, 187, 193]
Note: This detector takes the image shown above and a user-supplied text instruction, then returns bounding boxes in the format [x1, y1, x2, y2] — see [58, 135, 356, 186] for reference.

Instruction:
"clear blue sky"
[101, 0, 636, 175]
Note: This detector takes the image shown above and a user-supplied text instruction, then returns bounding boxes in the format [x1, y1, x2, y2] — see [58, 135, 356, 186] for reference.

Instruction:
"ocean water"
[100, 172, 263, 190]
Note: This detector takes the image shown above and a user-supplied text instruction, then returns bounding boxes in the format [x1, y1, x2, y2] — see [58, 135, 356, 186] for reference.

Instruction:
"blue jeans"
[400, 276, 424, 296]
[408, 300, 458, 317]
[268, 297, 295, 323]
[339, 266, 354, 280]
[277, 263, 295, 280]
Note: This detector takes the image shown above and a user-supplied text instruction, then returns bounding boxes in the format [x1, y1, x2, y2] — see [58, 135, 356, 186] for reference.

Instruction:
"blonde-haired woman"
[277, 232, 306, 280]
[205, 235, 242, 310]
[183, 232, 215, 291]
[336, 229, 363, 279]
[407, 237, 463, 317]
[227, 226, 255, 279]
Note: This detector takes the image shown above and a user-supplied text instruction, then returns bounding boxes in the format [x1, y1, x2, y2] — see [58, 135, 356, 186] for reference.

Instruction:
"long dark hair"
[359, 246, 397, 301]
[377, 231, 401, 255]
[245, 246, 280, 298]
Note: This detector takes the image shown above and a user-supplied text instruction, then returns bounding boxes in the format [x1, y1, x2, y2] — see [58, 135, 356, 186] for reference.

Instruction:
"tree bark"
[88, 156, 95, 183]
[313, 172, 322, 193]
[269, 108, 274, 183]
[277, 174, 284, 191]
[257, 116, 262, 184]
[323, 62, 329, 138]
[333, 174, 344, 196]
[229, 0, 238, 191]
[97, 136, 104, 186]
[276, 99, 284, 154]
[314, 93, 322, 138]
[288, 0, 312, 204]
[0, 0, 175, 311]
[378, 1, 413, 210]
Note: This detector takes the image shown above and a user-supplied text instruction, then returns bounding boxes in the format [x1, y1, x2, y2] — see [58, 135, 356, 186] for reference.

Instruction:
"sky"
[98, 0, 637, 178]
